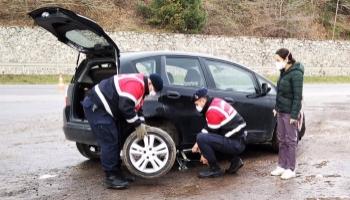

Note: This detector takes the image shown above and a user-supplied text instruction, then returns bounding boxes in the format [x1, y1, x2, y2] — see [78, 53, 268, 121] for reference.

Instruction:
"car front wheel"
[122, 126, 176, 179]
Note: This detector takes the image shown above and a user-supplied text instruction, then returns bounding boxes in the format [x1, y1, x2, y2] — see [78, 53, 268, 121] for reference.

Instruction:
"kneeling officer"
[82, 73, 163, 189]
[192, 88, 247, 178]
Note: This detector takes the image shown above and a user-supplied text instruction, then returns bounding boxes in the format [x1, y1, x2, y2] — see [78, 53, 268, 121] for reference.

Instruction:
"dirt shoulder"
[0, 84, 349, 199]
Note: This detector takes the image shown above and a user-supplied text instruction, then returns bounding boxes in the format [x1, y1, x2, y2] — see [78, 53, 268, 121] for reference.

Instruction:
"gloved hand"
[135, 124, 147, 140]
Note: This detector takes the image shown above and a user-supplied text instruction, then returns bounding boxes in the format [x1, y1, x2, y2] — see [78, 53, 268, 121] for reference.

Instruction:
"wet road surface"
[0, 84, 349, 200]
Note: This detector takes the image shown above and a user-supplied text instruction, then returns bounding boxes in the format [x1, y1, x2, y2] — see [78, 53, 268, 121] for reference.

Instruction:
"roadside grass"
[0, 75, 350, 84]
[266, 76, 350, 84]
[0, 75, 72, 84]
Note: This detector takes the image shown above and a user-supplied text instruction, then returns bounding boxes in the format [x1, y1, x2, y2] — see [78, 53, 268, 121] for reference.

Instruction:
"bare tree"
[279, 0, 285, 18]
[332, 0, 340, 40]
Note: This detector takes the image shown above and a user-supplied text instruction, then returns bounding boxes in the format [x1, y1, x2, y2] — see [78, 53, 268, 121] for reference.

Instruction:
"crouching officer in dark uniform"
[191, 88, 247, 178]
[82, 73, 163, 189]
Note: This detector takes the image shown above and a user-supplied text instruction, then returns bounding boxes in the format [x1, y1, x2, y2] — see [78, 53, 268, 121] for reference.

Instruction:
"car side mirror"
[261, 83, 271, 95]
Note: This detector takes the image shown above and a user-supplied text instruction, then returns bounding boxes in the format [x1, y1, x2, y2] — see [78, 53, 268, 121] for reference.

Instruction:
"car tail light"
[65, 87, 71, 106]
[65, 96, 70, 106]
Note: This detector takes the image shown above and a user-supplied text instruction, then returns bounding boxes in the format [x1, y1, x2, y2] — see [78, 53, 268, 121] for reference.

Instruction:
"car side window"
[206, 60, 256, 93]
[135, 59, 157, 75]
[165, 57, 205, 87]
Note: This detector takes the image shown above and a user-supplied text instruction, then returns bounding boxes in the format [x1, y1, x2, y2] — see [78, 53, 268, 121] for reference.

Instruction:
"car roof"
[121, 51, 230, 62]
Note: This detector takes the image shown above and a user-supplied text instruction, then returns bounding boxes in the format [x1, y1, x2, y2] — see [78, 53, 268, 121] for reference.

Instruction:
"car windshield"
[65, 29, 109, 49]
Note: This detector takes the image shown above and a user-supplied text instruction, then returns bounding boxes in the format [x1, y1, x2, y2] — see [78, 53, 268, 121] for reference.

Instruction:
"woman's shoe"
[281, 169, 296, 180]
[271, 166, 286, 176]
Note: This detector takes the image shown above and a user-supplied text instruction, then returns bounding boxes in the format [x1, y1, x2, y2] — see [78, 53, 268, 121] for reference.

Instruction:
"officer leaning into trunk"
[191, 88, 247, 178]
[82, 73, 163, 189]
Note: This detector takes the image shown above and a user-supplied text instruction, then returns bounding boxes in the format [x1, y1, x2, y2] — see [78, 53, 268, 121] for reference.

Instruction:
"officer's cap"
[149, 73, 163, 92]
[193, 88, 208, 102]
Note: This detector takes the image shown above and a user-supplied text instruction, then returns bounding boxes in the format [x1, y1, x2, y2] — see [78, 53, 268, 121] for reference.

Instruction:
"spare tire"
[122, 126, 176, 179]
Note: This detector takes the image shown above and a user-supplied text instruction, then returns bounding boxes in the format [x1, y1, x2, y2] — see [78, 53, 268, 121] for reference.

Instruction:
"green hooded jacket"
[276, 62, 304, 119]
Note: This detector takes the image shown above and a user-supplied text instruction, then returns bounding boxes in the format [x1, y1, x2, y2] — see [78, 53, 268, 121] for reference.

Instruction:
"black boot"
[120, 171, 136, 182]
[226, 157, 244, 174]
[116, 161, 136, 182]
[104, 174, 129, 189]
[198, 163, 223, 178]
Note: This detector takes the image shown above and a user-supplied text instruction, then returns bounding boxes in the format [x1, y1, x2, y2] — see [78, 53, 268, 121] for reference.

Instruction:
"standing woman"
[271, 48, 304, 180]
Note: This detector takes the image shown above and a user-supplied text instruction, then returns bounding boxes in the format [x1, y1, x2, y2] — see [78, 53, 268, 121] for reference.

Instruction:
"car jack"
[176, 149, 192, 171]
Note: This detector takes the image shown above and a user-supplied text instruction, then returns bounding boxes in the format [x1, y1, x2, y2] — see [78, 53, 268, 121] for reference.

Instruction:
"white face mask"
[149, 90, 157, 96]
[196, 105, 203, 112]
[275, 61, 286, 70]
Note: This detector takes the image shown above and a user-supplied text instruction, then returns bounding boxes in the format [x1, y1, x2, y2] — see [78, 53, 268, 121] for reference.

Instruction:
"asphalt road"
[0, 84, 350, 200]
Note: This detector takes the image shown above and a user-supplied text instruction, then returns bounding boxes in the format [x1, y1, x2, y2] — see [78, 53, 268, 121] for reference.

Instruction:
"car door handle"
[167, 91, 181, 99]
[246, 93, 259, 98]
[224, 97, 235, 104]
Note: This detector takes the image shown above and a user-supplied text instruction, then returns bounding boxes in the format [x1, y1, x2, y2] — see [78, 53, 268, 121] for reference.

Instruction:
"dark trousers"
[196, 131, 246, 166]
[277, 112, 298, 171]
[82, 96, 121, 176]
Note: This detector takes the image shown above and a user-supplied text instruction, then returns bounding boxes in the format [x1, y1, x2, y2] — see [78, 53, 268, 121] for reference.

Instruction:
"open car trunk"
[29, 7, 123, 120]
[71, 59, 117, 120]
[29, 7, 120, 59]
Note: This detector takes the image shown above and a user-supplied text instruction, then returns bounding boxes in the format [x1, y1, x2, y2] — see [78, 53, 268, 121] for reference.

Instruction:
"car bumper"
[63, 123, 97, 145]
[63, 110, 97, 145]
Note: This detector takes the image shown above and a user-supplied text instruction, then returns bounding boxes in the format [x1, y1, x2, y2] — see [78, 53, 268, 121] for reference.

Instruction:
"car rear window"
[135, 59, 157, 75]
[65, 30, 109, 48]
